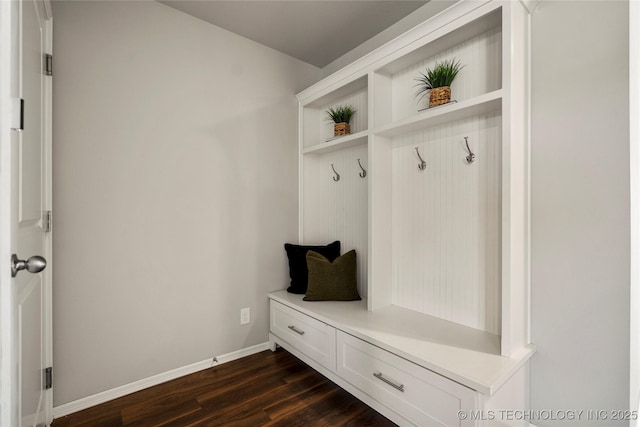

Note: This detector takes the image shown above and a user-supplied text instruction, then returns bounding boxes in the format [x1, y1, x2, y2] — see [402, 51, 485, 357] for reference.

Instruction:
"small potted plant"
[326, 105, 356, 137]
[415, 58, 464, 108]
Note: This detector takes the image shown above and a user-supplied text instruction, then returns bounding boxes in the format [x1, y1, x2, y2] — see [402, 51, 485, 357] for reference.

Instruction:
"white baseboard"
[53, 342, 270, 419]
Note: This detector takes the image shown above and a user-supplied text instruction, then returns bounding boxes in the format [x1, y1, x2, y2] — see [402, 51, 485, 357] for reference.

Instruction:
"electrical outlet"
[240, 307, 250, 325]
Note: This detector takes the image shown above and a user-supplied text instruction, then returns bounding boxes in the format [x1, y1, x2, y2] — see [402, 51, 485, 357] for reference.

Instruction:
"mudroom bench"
[273, 1, 537, 425]
[268, 290, 535, 427]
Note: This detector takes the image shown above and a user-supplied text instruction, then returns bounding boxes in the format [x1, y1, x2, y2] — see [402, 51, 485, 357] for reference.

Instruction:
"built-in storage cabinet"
[337, 331, 477, 427]
[298, 0, 525, 348]
[268, 291, 533, 427]
[270, 301, 336, 371]
[273, 2, 533, 425]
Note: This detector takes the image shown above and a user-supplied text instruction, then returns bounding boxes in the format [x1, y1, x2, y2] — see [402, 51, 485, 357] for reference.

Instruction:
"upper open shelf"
[374, 90, 502, 137]
[302, 130, 368, 155]
[376, 8, 502, 77]
[302, 75, 368, 108]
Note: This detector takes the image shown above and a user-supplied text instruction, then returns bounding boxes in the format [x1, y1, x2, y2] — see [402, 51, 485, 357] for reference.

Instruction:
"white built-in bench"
[269, 290, 535, 427]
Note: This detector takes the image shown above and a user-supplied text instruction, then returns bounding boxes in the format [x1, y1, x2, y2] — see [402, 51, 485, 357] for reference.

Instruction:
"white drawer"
[270, 301, 336, 371]
[337, 331, 477, 427]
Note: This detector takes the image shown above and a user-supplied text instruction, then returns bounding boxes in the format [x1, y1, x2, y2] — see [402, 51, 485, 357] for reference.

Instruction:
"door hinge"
[44, 367, 52, 390]
[43, 210, 52, 233]
[10, 98, 24, 132]
[43, 53, 52, 76]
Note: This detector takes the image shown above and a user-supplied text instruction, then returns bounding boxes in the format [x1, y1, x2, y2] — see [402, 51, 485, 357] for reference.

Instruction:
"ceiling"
[158, 1, 429, 68]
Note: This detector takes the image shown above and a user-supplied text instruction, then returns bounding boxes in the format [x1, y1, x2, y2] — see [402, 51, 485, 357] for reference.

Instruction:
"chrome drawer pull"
[373, 372, 405, 392]
[287, 325, 305, 336]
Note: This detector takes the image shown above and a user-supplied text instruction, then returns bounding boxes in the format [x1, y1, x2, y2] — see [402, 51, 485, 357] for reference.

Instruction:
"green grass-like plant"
[415, 58, 464, 101]
[326, 105, 356, 124]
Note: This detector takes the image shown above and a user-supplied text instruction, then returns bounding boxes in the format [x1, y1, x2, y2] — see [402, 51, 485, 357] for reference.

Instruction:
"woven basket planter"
[334, 122, 351, 136]
[429, 86, 451, 108]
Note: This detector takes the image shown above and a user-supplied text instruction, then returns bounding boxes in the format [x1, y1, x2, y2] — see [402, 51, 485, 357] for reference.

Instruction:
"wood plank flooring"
[51, 348, 397, 427]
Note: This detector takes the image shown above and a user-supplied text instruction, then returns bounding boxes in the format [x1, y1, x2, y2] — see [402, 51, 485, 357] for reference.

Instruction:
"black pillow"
[284, 241, 340, 294]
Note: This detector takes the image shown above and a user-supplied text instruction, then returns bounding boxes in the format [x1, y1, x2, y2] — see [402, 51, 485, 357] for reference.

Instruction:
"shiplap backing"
[391, 111, 501, 334]
[392, 26, 502, 120]
[302, 144, 369, 297]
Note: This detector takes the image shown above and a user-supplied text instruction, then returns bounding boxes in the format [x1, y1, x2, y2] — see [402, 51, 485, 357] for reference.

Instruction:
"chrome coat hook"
[331, 163, 340, 181]
[357, 159, 367, 178]
[464, 136, 475, 164]
[415, 147, 426, 171]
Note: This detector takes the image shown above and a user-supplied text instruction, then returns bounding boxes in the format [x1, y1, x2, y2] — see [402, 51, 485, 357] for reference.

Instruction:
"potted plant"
[415, 58, 464, 108]
[326, 105, 356, 137]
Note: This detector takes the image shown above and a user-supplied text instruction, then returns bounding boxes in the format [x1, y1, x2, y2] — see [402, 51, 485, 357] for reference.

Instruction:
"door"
[15, 1, 52, 425]
[0, 0, 52, 426]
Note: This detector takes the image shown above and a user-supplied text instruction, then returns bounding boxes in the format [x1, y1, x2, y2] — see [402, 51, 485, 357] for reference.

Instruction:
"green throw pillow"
[303, 250, 361, 301]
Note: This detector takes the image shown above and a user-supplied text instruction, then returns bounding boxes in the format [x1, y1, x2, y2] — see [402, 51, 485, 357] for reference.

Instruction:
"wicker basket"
[429, 86, 451, 108]
[334, 122, 350, 136]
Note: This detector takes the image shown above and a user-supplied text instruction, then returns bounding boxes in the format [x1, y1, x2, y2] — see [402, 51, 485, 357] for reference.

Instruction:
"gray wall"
[530, 1, 631, 423]
[52, 0, 320, 406]
[631, 0, 640, 416]
[51, 0, 637, 416]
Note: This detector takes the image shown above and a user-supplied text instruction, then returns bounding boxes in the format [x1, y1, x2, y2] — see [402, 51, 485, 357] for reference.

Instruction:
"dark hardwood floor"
[52, 348, 396, 427]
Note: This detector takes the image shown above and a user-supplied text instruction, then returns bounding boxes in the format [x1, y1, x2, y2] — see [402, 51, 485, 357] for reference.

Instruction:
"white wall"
[51, 0, 320, 406]
[530, 1, 631, 423]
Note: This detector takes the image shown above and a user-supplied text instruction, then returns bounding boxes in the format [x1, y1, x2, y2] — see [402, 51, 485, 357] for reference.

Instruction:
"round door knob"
[11, 254, 47, 278]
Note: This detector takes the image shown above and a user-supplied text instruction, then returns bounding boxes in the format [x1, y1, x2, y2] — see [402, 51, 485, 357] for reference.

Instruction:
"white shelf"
[302, 75, 368, 108]
[302, 131, 368, 155]
[374, 90, 502, 137]
[269, 290, 535, 396]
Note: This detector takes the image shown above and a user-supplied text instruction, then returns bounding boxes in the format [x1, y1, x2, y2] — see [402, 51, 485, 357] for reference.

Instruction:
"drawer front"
[270, 301, 336, 371]
[337, 331, 476, 427]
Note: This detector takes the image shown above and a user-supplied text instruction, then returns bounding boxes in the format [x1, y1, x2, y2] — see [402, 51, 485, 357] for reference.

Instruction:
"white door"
[0, 0, 52, 426]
